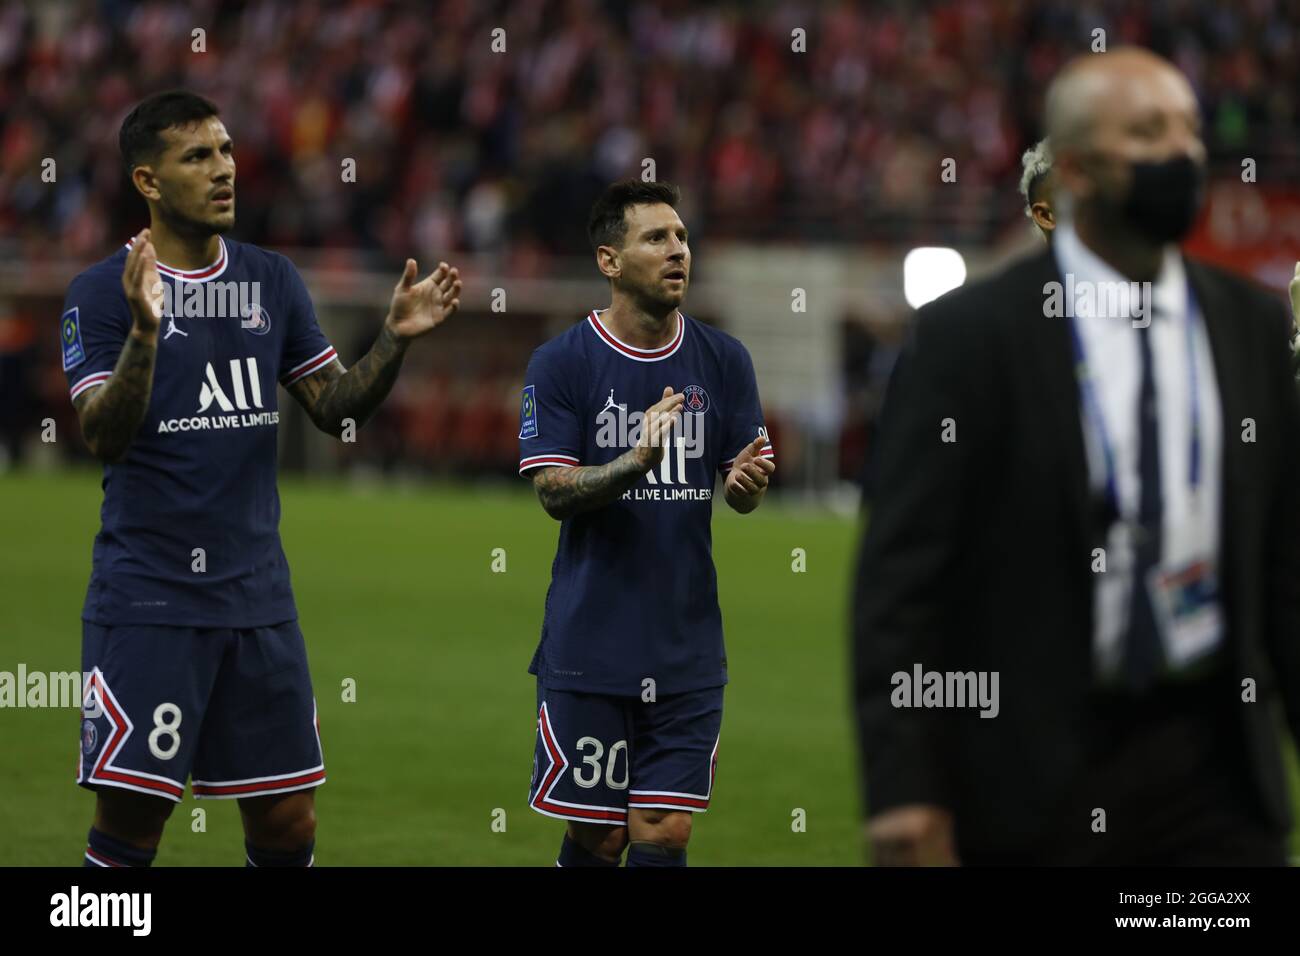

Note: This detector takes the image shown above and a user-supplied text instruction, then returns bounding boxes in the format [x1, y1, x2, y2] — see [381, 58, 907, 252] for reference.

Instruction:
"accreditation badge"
[1146, 558, 1223, 670]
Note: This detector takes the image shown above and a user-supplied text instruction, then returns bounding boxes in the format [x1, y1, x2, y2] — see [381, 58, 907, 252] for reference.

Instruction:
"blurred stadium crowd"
[1, 0, 1298, 476]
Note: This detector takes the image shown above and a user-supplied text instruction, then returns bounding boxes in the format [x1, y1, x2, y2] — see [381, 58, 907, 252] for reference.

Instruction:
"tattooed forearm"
[290, 325, 408, 436]
[74, 331, 159, 462]
[532, 452, 650, 520]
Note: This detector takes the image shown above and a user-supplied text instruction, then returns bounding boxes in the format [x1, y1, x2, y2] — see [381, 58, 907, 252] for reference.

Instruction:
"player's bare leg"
[93, 788, 175, 846]
[238, 790, 317, 867]
[627, 808, 692, 867]
[82, 788, 176, 867]
[558, 821, 627, 866]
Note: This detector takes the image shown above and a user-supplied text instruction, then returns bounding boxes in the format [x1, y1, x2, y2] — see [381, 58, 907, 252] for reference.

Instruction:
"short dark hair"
[587, 180, 681, 251]
[119, 90, 221, 172]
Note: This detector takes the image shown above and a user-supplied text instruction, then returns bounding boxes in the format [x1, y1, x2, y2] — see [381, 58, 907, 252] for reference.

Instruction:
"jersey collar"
[586, 309, 685, 362]
[122, 235, 229, 283]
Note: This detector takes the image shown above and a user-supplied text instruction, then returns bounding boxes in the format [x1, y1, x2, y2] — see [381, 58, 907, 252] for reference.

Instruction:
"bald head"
[1045, 48, 1199, 153]
[1042, 47, 1206, 245]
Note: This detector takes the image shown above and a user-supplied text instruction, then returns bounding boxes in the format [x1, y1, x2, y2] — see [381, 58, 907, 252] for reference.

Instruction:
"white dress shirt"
[1052, 221, 1223, 675]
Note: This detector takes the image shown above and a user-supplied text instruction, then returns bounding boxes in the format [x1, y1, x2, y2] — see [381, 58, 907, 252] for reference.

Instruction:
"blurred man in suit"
[853, 47, 1300, 865]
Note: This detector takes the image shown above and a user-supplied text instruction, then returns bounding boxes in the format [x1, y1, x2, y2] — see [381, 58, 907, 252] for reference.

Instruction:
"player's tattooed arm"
[289, 258, 462, 438]
[73, 228, 163, 462]
[532, 452, 651, 520]
[286, 331, 402, 436]
[73, 331, 159, 462]
[531, 386, 686, 520]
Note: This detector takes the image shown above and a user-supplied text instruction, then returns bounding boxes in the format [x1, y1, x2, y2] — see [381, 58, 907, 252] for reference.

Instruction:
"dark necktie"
[1124, 296, 1164, 692]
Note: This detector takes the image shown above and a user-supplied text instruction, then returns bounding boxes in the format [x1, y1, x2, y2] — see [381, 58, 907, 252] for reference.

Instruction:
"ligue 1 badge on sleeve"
[61, 307, 86, 370]
[519, 384, 538, 439]
[682, 384, 710, 415]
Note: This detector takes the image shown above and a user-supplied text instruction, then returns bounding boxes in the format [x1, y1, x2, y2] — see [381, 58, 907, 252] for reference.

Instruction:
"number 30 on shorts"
[573, 736, 627, 790]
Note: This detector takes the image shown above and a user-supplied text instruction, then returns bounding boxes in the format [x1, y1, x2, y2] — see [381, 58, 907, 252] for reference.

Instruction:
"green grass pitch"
[0, 470, 863, 865]
[2, 471, 1295, 865]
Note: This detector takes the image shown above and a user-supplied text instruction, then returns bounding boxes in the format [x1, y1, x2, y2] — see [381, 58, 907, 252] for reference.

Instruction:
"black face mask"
[1115, 153, 1206, 243]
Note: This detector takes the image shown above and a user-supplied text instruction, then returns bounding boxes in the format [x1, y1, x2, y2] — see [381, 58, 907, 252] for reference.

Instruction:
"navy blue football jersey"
[60, 236, 337, 627]
[518, 309, 773, 696]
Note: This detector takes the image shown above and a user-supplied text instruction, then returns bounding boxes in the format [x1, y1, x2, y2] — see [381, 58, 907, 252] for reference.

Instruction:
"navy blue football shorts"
[528, 682, 723, 825]
[77, 621, 325, 803]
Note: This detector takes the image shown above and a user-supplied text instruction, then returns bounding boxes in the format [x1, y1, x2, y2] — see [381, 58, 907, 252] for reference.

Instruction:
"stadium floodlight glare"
[903, 247, 967, 309]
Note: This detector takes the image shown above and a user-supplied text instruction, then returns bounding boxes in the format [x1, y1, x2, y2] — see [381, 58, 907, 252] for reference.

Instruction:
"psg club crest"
[241, 303, 271, 335]
[682, 384, 710, 415]
[81, 719, 98, 755]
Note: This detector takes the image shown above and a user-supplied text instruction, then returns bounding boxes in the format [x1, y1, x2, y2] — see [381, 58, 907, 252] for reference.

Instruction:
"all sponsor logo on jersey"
[199, 357, 263, 413]
[157, 357, 279, 433]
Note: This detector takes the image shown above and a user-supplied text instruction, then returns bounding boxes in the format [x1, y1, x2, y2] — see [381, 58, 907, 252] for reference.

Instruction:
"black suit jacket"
[852, 247, 1300, 858]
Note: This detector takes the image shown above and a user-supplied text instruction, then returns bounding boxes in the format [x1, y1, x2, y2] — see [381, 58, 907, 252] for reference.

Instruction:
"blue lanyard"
[1067, 282, 1202, 514]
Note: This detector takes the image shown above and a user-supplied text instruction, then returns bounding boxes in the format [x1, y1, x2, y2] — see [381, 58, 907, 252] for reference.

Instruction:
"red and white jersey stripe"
[70, 370, 113, 400]
[586, 309, 685, 362]
[123, 235, 229, 283]
[191, 766, 326, 799]
[281, 345, 338, 386]
[519, 452, 580, 475]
